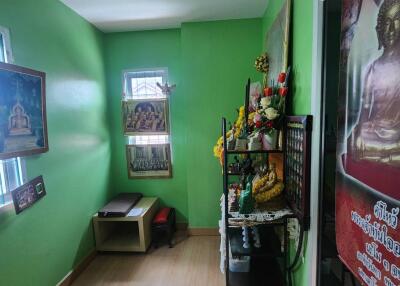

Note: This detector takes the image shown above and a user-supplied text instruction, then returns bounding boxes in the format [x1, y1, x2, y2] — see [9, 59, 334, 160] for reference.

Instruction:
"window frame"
[122, 67, 168, 99]
[0, 26, 14, 64]
[122, 67, 172, 141]
[0, 25, 26, 212]
[0, 158, 27, 210]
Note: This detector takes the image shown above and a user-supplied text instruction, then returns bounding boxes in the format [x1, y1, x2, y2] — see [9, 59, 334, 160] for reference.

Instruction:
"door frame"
[308, 0, 325, 285]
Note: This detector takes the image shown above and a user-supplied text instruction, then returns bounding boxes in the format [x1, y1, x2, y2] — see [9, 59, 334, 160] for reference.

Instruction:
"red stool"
[152, 207, 176, 248]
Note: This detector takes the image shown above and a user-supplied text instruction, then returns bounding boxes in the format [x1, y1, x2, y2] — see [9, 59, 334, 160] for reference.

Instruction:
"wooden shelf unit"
[93, 197, 159, 252]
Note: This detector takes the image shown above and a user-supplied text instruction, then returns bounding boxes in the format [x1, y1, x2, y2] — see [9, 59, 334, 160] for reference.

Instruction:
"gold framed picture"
[122, 99, 169, 135]
[126, 144, 172, 179]
[265, 0, 291, 84]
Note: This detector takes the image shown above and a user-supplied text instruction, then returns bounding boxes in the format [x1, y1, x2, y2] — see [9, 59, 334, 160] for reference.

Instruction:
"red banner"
[336, 0, 400, 285]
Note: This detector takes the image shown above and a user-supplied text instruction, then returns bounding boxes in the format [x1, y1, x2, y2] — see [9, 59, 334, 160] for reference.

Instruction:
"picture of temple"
[0, 73, 45, 155]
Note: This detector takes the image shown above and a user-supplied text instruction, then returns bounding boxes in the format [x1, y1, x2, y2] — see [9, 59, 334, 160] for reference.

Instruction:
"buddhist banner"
[336, 0, 400, 285]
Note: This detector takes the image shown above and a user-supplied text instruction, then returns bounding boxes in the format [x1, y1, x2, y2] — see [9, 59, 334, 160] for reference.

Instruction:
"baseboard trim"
[188, 228, 220, 236]
[57, 250, 96, 286]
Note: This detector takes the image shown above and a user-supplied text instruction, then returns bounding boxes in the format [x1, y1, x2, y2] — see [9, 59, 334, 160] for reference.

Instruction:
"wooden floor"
[72, 234, 224, 286]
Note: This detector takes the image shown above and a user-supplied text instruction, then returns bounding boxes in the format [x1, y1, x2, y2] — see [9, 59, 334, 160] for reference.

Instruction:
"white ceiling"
[61, 0, 268, 33]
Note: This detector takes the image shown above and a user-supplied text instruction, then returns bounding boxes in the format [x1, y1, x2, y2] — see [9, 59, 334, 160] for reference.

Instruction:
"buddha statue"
[350, 0, 400, 166]
[8, 103, 32, 136]
[239, 175, 255, 214]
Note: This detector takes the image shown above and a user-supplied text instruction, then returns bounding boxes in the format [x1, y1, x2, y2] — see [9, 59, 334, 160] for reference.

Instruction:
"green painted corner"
[104, 19, 262, 228]
[0, 0, 111, 285]
[104, 29, 189, 223]
[181, 19, 262, 227]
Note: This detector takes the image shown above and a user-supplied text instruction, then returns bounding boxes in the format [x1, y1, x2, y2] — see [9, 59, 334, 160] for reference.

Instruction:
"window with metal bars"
[123, 68, 170, 145]
[0, 26, 25, 209]
[0, 158, 24, 206]
[0, 33, 5, 63]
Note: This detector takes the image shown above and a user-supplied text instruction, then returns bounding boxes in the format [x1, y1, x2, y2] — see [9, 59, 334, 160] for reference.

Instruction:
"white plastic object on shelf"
[229, 256, 251, 273]
[242, 226, 250, 249]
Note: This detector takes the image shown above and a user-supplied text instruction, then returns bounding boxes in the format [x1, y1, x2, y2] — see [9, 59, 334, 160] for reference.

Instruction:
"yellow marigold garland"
[252, 174, 275, 195]
[254, 181, 284, 204]
[213, 106, 245, 165]
[248, 112, 255, 126]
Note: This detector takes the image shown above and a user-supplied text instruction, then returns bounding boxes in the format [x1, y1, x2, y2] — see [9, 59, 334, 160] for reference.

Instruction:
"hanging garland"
[254, 52, 269, 87]
[213, 106, 245, 165]
[254, 181, 284, 204]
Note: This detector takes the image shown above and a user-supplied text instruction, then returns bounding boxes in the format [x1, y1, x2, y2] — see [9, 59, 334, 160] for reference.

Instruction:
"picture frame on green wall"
[0, 62, 48, 160]
[265, 0, 291, 85]
[126, 144, 172, 179]
[122, 99, 169, 136]
[11, 175, 46, 214]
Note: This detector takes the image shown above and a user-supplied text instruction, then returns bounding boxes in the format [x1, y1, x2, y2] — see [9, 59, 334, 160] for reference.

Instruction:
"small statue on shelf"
[228, 183, 241, 212]
[228, 156, 241, 174]
[242, 226, 250, 249]
[239, 175, 255, 214]
[234, 156, 241, 173]
[239, 155, 254, 188]
[251, 154, 267, 174]
[228, 188, 240, 213]
[258, 162, 269, 176]
[240, 155, 253, 175]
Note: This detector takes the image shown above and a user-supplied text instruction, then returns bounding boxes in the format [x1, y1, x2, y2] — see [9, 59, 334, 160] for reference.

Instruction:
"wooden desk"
[93, 197, 159, 252]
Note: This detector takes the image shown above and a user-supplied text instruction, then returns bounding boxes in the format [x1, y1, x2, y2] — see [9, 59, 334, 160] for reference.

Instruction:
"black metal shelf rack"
[228, 226, 283, 258]
[221, 114, 313, 286]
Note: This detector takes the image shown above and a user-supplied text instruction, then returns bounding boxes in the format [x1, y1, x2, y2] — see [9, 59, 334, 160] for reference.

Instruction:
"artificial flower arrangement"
[248, 70, 289, 138]
[248, 51, 290, 150]
[212, 54, 289, 207]
[213, 51, 290, 164]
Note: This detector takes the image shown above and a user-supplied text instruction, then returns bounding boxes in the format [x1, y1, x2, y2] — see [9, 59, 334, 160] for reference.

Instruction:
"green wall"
[262, 0, 313, 285]
[0, 1, 111, 285]
[262, 0, 313, 114]
[104, 29, 189, 223]
[181, 20, 261, 227]
[104, 19, 261, 227]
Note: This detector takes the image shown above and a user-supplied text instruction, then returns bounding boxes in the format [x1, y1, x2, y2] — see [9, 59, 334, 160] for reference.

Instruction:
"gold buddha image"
[8, 102, 32, 136]
[351, 0, 400, 166]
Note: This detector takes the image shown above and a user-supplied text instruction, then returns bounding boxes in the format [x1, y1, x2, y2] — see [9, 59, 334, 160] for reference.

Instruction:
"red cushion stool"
[152, 207, 176, 248]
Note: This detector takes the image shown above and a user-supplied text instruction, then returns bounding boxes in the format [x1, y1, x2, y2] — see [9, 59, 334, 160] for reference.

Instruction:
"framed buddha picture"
[126, 144, 172, 179]
[265, 0, 291, 85]
[0, 62, 48, 159]
[122, 99, 169, 135]
[335, 0, 400, 284]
